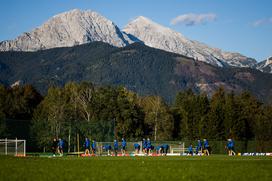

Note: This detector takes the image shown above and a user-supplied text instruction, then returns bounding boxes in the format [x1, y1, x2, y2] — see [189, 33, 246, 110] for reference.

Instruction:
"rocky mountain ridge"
[123, 16, 257, 68]
[0, 9, 133, 51]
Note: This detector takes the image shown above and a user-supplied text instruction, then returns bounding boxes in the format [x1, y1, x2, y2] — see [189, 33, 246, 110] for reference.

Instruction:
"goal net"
[0, 139, 26, 157]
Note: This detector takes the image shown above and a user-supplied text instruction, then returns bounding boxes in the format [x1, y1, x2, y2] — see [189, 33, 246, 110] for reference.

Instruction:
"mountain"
[123, 16, 257, 68]
[0, 9, 134, 51]
[0, 42, 271, 102]
[0, 9, 261, 70]
[257, 57, 272, 73]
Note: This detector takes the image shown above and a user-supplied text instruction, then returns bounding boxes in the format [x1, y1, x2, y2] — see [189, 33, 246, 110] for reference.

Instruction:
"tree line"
[0, 82, 271, 151]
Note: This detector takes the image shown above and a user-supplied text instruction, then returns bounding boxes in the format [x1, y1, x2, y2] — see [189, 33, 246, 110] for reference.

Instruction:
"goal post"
[170, 142, 185, 155]
[0, 138, 26, 157]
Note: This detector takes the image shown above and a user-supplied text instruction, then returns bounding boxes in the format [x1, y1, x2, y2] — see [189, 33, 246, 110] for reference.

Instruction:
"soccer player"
[226, 139, 236, 156]
[51, 138, 58, 157]
[84, 137, 90, 155]
[114, 139, 118, 156]
[203, 139, 210, 156]
[103, 144, 112, 156]
[58, 138, 64, 156]
[196, 140, 202, 155]
[147, 138, 152, 155]
[134, 143, 141, 154]
[188, 144, 193, 156]
[142, 138, 147, 154]
[91, 139, 96, 155]
[156, 145, 163, 155]
[162, 144, 169, 156]
[121, 138, 127, 156]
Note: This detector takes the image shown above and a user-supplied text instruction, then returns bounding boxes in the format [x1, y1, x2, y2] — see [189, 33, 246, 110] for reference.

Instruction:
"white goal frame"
[170, 142, 185, 155]
[0, 138, 26, 157]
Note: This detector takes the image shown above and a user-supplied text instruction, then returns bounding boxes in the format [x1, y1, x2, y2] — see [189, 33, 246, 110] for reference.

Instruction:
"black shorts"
[122, 146, 126, 150]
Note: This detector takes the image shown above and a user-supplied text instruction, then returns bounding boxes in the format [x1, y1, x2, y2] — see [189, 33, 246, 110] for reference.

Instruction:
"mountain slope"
[0, 9, 134, 51]
[257, 57, 272, 73]
[0, 42, 271, 102]
[123, 16, 257, 68]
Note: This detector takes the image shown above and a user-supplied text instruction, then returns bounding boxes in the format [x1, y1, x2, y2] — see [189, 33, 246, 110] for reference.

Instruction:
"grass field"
[0, 155, 271, 181]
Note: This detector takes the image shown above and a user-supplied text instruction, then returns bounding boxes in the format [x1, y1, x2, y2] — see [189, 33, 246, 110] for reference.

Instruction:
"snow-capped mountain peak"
[257, 56, 272, 73]
[125, 16, 180, 35]
[0, 9, 134, 51]
[123, 16, 256, 68]
[265, 56, 272, 66]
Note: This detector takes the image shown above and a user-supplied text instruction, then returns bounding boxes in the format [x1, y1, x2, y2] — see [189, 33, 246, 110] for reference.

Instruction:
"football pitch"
[0, 155, 271, 181]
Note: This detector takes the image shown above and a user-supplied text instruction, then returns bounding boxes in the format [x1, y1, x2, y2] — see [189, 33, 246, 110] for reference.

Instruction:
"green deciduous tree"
[140, 96, 174, 141]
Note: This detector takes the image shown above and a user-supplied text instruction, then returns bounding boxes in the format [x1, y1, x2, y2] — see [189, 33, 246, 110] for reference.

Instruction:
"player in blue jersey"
[58, 138, 64, 156]
[188, 144, 193, 156]
[114, 139, 118, 156]
[134, 143, 141, 154]
[147, 138, 152, 155]
[162, 144, 169, 156]
[91, 139, 96, 155]
[142, 138, 147, 154]
[226, 139, 236, 156]
[195, 139, 202, 155]
[203, 139, 210, 155]
[103, 144, 112, 156]
[121, 138, 127, 156]
[156, 145, 163, 155]
[84, 137, 90, 155]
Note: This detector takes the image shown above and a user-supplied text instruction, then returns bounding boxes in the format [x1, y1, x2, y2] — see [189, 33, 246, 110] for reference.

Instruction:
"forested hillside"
[0, 42, 272, 103]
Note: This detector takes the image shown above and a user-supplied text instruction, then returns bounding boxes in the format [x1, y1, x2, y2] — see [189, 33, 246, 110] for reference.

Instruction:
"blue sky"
[0, 0, 271, 61]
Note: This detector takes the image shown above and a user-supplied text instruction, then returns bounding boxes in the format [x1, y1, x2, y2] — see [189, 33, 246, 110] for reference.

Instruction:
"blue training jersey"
[163, 144, 169, 149]
[58, 140, 64, 148]
[188, 145, 193, 152]
[92, 141, 96, 149]
[147, 140, 151, 148]
[142, 140, 147, 148]
[134, 143, 140, 149]
[197, 141, 202, 148]
[114, 141, 118, 149]
[228, 140, 234, 148]
[85, 139, 90, 148]
[122, 140, 127, 147]
[104, 145, 111, 150]
[204, 140, 209, 148]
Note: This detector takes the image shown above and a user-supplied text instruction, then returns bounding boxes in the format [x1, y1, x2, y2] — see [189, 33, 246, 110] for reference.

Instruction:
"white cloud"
[171, 13, 217, 26]
[252, 17, 272, 27]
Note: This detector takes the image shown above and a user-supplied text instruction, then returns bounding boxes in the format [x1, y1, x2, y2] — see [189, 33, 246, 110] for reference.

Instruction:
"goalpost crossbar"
[0, 138, 26, 157]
